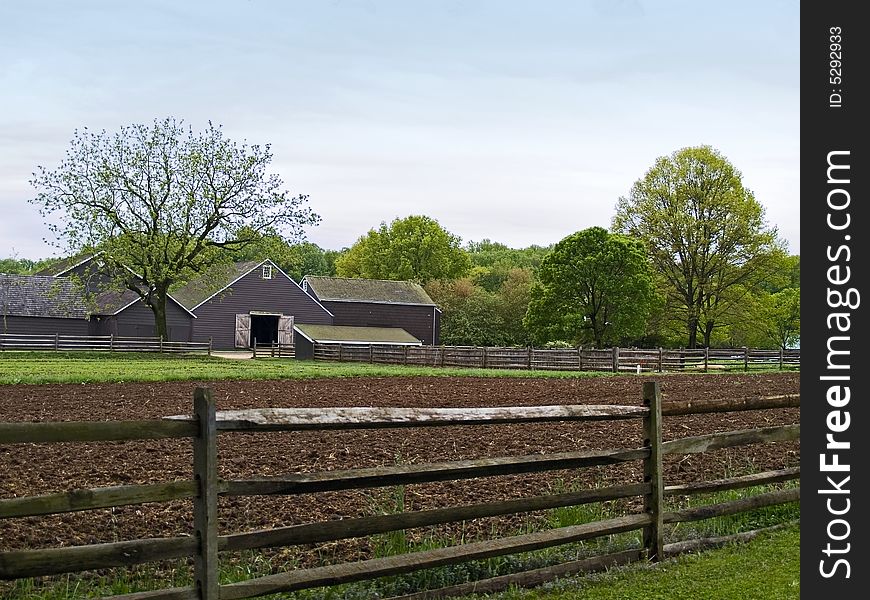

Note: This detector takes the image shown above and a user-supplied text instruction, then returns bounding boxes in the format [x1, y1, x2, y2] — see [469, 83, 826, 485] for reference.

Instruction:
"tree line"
[7, 119, 798, 349]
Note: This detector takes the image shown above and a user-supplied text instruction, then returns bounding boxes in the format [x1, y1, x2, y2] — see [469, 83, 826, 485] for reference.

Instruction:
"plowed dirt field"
[0, 373, 799, 564]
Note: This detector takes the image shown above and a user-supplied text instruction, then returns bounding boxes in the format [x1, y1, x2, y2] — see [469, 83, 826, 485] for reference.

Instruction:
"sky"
[0, 0, 799, 260]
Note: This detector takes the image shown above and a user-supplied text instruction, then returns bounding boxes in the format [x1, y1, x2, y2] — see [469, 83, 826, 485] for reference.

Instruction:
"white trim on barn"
[104, 264, 198, 319]
[52, 252, 106, 277]
[107, 292, 198, 319]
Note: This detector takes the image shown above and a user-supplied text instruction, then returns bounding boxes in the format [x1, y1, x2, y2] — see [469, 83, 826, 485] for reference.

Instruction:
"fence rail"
[251, 340, 294, 358]
[313, 343, 799, 372]
[0, 384, 800, 599]
[0, 333, 211, 355]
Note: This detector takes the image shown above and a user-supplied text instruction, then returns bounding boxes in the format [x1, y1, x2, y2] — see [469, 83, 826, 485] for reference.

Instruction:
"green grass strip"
[0, 352, 618, 385]
[494, 522, 799, 600]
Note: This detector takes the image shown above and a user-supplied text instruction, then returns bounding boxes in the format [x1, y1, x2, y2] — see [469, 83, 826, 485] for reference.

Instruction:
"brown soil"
[0, 373, 799, 563]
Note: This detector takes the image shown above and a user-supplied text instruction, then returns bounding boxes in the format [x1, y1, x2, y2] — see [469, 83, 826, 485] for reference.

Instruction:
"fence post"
[611, 347, 619, 373]
[441, 345, 446, 368]
[482, 346, 488, 369]
[403, 345, 409, 366]
[252, 337, 257, 359]
[338, 344, 343, 362]
[369, 344, 374, 364]
[159, 335, 164, 353]
[642, 381, 664, 562]
[193, 387, 219, 599]
[55, 333, 60, 352]
[208, 337, 212, 356]
[779, 347, 784, 370]
[743, 346, 749, 372]
[527, 347, 532, 370]
[703, 347, 709, 372]
[657, 347, 663, 372]
[577, 346, 583, 371]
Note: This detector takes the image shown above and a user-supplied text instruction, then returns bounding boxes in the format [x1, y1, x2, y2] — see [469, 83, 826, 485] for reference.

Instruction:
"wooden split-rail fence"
[313, 343, 800, 372]
[0, 384, 800, 599]
[250, 338, 294, 358]
[0, 333, 212, 355]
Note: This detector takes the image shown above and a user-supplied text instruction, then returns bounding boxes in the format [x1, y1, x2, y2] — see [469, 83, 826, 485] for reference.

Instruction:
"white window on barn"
[262, 264, 273, 279]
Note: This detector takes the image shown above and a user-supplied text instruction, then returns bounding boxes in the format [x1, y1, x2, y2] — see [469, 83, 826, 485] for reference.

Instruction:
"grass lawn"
[4, 522, 799, 600]
[493, 522, 799, 600]
[0, 352, 617, 385]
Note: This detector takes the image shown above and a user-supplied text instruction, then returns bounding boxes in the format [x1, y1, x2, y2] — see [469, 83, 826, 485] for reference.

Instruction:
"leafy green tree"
[425, 278, 507, 346]
[758, 287, 800, 350]
[30, 117, 319, 338]
[524, 227, 655, 347]
[613, 146, 781, 348]
[226, 227, 337, 281]
[705, 285, 800, 351]
[694, 250, 796, 346]
[0, 257, 49, 274]
[494, 268, 534, 346]
[425, 269, 533, 347]
[466, 240, 551, 292]
[757, 253, 799, 293]
[286, 242, 339, 281]
[225, 226, 299, 273]
[336, 215, 469, 283]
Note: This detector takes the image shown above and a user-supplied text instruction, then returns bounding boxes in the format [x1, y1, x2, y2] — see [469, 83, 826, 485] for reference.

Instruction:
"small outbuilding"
[293, 323, 422, 360]
[302, 276, 441, 345]
[2, 259, 195, 340]
[0, 274, 92, 335]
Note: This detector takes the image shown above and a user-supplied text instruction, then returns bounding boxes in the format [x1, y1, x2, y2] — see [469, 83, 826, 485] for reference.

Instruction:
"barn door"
[234, 314, 251, 348]
[278, 315, 294, 345]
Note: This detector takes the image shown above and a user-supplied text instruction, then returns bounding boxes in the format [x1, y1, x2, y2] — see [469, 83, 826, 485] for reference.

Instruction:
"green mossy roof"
[304, 276, 435, 305]
[294, 323, 421, 344]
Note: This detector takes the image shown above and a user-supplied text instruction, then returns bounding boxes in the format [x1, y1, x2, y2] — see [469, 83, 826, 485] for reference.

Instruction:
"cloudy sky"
[0, 0, 799, 260]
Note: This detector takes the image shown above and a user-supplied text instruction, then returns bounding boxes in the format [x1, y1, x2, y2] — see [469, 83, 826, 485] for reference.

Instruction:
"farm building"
[1, 257, 196, 340]
[0, 274, 92, 335]
[173, 259, 333, 349]
[293, 323, 422, 359]
[302, 276, 441, 345]
[3, 255, 443, 355]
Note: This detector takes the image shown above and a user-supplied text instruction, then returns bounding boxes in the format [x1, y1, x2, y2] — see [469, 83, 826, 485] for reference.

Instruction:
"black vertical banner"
[802, 2, 869, 597]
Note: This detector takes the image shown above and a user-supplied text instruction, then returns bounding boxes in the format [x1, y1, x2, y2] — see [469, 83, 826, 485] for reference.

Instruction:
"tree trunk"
[149, 289, 170, 341]
[702, 320, 715, 348]
[687, 316, 698, 349]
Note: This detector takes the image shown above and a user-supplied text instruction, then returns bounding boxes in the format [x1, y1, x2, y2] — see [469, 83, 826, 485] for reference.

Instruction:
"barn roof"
[0, 274, 89, 319]
[1, 270, 194, 319]
[303, 276, 436, 306]
[171, 261, 263, 311]
[33, 252, 104, 277]
[294, 324, 422, 345]
[91, 288, 144, 315]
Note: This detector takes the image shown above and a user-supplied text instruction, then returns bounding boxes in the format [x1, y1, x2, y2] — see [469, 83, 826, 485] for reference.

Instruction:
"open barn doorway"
[235, 313, 294, 349]
[250, 314, 279, 347]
